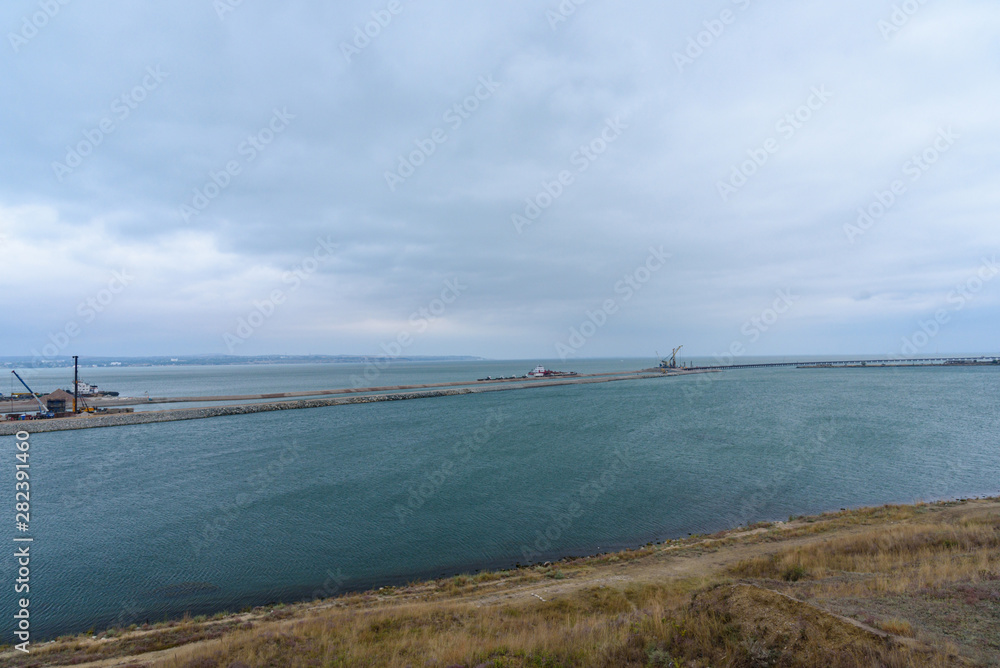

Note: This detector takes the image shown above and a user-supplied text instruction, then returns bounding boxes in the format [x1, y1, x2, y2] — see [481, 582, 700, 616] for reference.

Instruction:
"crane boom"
[659, 345, 684, 369]
[11, 371, 50, 416]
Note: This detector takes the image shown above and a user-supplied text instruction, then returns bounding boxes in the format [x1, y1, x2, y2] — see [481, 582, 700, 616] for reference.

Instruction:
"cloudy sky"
[2, 0, 998, 360]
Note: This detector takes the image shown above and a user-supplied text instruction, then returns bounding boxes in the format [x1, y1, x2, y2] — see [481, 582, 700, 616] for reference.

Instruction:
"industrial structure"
[660, 345, 684, 370]
[10, 370, 54, 418]
[4, 356, 127, 421]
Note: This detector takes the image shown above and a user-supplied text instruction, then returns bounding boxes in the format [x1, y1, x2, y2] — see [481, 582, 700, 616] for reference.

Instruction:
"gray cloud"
[2, 0, 999, 360]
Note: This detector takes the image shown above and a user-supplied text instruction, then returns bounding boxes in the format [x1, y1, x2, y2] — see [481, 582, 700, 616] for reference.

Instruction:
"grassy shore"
[3, 497, 998, 667]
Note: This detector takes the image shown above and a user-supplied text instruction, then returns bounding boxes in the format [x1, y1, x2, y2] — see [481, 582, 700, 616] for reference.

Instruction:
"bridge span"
[684, 356, 1000, 371]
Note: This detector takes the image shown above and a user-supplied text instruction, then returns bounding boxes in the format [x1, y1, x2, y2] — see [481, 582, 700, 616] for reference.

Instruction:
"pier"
[688, 356, 1000, 371]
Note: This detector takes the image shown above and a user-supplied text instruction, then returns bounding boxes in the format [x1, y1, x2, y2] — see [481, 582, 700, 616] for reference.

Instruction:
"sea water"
[2, 359, 998, 638]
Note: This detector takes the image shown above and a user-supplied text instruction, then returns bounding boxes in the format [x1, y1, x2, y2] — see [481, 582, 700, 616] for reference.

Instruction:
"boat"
[73, 380, 119, 397]
[527, 365, 577, 378]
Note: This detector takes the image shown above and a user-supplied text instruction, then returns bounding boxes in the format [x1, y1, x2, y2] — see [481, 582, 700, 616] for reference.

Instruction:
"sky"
[2, 0, 999, 361]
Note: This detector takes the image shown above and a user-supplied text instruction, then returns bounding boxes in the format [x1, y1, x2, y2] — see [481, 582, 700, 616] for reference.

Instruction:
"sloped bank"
[3, 497, 993, 666]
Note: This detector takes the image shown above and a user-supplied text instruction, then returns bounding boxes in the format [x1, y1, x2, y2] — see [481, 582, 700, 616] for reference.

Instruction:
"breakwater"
[0, 370, 709, 435]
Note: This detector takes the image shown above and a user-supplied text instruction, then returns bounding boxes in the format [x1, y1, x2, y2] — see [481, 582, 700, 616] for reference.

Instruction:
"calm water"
[2, 359, 999, 638]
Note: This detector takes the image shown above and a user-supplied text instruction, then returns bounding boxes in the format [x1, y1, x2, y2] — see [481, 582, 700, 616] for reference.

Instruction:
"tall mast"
[73, 355, 79, 414]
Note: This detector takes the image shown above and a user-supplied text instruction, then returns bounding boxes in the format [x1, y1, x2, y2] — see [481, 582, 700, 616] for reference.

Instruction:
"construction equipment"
[660, 345, 684, 369]
[10, 371, 53, 418]
[77, 394, 96, 414]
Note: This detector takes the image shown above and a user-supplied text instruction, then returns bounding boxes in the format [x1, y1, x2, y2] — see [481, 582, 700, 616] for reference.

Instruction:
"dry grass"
[161, 583, 683, 667]
[159, 582, 944, 668]
[0, 619, 243, 667]
[877, 618, 916, 637]
[729, 503, 1000, 664]
[730, 517, 1000, 594]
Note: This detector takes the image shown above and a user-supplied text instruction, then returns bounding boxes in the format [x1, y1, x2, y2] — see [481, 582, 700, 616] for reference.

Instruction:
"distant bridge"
[686, 356, 1000, 371]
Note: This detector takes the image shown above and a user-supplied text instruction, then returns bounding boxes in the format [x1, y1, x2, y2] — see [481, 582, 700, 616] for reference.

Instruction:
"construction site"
[3, 356, 133, 422]
[0, 352, 722, 435]
[4, 348, 998, 435]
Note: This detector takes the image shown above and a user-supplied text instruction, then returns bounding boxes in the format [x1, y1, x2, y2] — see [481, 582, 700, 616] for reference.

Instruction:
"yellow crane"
[660, 345, 683, 369]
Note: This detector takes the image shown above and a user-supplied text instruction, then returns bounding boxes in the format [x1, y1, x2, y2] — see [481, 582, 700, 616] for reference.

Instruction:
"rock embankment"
[0, 370, 713, 435]
[0, 388, 477, 435]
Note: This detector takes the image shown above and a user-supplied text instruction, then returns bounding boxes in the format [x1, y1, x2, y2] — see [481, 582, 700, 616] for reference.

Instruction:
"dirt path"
[463, 523, 878, 607]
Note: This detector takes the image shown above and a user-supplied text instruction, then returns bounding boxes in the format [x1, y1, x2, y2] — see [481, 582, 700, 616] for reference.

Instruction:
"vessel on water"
[527, 365, 577, 378]
[74, 380, 119, 397]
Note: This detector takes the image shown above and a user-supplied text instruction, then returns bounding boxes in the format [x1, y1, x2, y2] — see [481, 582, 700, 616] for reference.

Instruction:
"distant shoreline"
[0, 354, 486, 369]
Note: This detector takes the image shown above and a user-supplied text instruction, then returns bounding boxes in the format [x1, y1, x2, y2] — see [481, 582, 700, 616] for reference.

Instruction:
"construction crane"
[10, 371, 53, 418]
[76, 393, 96, 414]
[660, 345, 683, 369]
[70, 356, 96, 413]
